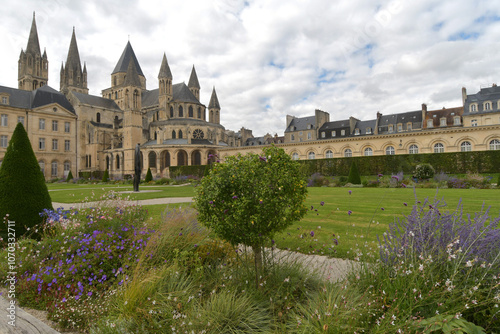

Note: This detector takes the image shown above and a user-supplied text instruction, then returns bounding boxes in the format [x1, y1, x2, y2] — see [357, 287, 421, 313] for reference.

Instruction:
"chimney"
[462, 87, 467, 105]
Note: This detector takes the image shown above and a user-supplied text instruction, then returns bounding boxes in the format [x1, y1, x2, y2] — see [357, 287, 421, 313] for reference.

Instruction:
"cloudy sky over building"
[1, 0, 499, 136]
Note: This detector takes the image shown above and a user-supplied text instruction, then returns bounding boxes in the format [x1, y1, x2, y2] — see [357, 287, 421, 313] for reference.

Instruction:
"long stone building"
[1, 14, 500, 179]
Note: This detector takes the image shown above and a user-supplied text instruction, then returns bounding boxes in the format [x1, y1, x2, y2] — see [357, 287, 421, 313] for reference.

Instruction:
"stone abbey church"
[1, 14, 500, 179]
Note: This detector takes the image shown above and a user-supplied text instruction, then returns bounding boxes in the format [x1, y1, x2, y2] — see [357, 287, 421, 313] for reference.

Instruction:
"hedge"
[169, 165, 207, 179]
[298, 151, 500, 176]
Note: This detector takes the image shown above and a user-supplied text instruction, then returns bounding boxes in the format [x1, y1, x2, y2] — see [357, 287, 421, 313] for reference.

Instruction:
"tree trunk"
[252, 245, 263, 289]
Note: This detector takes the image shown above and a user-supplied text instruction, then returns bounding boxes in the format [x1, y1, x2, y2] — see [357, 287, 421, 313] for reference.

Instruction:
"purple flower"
[232, 195, 238, 199]
[320, 201, 325, 206]
[403, 202, 408, 206]
[62, 297, 67, 302]
[259, 156, 267, 162]
[348, 210, 352, 215]
[378, 174, 383, 177]
[209, 200, 214, 204]
[348, 190, 352, 195]
[88, 291, 93, 296]
[311, 206, 314, 210]
[333, 238, 339, 245]
[310, 231, 315, 237]
[401, 183, 407, 188]
[392, 175, 399, 181]
[381, 208, 385, 211]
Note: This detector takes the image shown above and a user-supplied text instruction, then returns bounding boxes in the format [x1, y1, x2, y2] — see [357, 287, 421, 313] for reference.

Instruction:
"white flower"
[466, 260, 473, 267]
[419, 264, 424, 271]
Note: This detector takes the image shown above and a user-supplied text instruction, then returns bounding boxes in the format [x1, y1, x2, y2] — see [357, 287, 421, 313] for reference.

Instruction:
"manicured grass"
[47, 183, 196, 203]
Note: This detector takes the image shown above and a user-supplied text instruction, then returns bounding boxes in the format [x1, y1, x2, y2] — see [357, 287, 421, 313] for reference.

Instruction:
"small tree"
[102, 169, 110, 182]
[194, 146, 308, 283]
[145, 168, 153, 182]
[347, 161, 362, 184]
[0, 123, 53, 240]
[66, 170, 74, 182]
[414, 163, 435, 180]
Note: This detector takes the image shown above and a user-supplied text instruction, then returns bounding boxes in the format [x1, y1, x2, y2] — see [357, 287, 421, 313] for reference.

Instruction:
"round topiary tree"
[347, 161, 362, 184]
[0, 123, 53, 240]
[66, 170, 74, 182]
[145, 167, 153, 182]
[194, 146, 308, 279]
[414, 163, 435, 180]
[102, 169, 110, 182]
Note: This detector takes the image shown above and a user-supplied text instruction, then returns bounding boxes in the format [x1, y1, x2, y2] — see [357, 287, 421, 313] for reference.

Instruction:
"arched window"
[460, 141, 472, 152]
[344, 149, 352, 157]
[133, 90, 139, 109]
[292, 152, 299, 160]
[51, 161, 58, 177]
[106, 156, 110, 170]
[385, 146, 395, 155]
[291, 134, 295, 141]
[197, 107, 201, 119]
[172, 130, 176, 139]
[170, 107, 174, 118]
[178, 130, 183, 139]
[308, 152, 315, 160]
[470, 104, 476, 112]
[490, 139, 500, 150]
[148, 151, 157, 168]
[96, 112, 101, 123]
[409, 144, 419, 154]
[434, 143, 444, 153]
[364, 147, 373, 156]
[188, 106, 193, 117]
[325, 150, 333, 159]
[116, 155, 120, 169]
[178, 106, 183, 117]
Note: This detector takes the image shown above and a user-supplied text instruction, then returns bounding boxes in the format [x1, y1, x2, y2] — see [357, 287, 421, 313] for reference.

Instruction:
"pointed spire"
[209, 86, 220, 109]
[188, 65, 200, 89]
[158, 53, 172, 79]
[26, 12, 41, 56]
[83, 62, 87, 73]
[123, 58, 142, 87]
[112, 41, 144, 76]
[65, 27, 82, 73]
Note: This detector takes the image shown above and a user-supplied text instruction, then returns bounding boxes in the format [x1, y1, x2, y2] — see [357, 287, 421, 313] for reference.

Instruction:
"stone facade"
[1, 15, 500, 180]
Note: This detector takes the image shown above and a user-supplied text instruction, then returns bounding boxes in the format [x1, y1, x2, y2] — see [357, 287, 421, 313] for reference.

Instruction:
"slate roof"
[353, 119, 377, 135]
[285, 116, 316, 132]
[112, 41, 144, 76]
[172, 83, 199, 103]
[142, 89, 159, 108]
[319, 119, 350, 130]
[72, 91, 121, 111]
[0, 85, 75, 114]
[378, 110, 422, 133]
[0, 85, 32, 109]
[464, 85, 500, 115]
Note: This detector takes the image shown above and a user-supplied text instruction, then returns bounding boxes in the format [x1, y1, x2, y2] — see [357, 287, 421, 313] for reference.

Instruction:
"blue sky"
[1, 0, 500, 136]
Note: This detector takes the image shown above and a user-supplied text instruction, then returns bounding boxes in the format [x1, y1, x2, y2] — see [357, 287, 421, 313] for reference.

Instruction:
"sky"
[1, 0, 500, 137]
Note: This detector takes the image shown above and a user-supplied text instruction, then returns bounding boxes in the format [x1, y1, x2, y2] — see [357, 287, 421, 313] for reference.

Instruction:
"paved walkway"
[52, 197, 193, 210]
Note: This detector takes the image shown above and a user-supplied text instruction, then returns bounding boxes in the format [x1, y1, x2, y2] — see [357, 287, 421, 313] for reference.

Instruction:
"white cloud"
[1, 0, 500, 136]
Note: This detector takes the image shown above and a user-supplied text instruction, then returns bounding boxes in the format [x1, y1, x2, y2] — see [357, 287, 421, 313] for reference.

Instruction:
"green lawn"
[47, 183, 500, 260]
[47, 183, 196, 203]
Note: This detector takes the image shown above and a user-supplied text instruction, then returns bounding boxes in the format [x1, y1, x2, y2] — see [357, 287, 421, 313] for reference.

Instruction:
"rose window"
[193, 129, 204, 139]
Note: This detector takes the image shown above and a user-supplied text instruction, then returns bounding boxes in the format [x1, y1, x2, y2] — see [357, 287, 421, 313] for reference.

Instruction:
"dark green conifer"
[102, 169, 110, 182]
[66, 170, 74, 182]
[0, 123, 53, 240]
[145, 168, 153, 182]
[347, 161, 362, 184]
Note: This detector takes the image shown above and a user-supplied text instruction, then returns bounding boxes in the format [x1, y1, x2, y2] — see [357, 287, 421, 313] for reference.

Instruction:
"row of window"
[291, 139, 500, 160]
[169, 106, 204, 119]
[38, 138, 71, 151]
[39, 160, 71, 177]
[39, 119, 71, 132]
[470, 101, 496, 113]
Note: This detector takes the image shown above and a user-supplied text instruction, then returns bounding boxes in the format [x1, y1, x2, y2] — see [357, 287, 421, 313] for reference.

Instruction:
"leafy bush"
[347, 161, 361, 184]
[0, 123, 53, 240]
[144, 168, 153, 182]
[195, 146, 308, 274]
[307, 173, 329, 187]
[414, 163, 435, 180]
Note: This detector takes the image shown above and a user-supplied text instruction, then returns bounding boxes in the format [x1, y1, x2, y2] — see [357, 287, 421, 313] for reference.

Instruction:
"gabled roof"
[353, 119, 377, 135]
[112, 41, 144, 76]
[188, 66, 200, 89]
[31, 86, 75, 114]
[208, 87, 220, 109]
[72, 91, 121, 111]
[285, 116, 316, 132]
[172, 83, 199, 103]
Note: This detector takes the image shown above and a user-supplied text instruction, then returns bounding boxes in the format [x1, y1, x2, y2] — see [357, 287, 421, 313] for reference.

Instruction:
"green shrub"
[194, 146, 308, 275]
[145, 168, 153, 182]
[414, 163, 435, 180]
[0, 123, 53, 240]
[347, 161, 361, 184]
[66, 170, 74, 182]
[102, 169, 110, 182]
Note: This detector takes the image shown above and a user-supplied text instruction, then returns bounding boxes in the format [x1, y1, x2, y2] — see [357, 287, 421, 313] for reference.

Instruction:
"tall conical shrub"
[145, 167, 153, 182]
[347, 161, 362, 184]
[0, 123, 53, 240]
[66, 170, 74, 182]
[102, 169, 110, 182]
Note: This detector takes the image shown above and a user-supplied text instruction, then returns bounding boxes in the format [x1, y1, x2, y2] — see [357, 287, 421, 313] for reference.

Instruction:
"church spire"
[60, 27, 88, 94]
[158, 53, 173, 108]
[158, 53, 172, 79]
[188, 65, 200, 100]
[208, 86, 221, 124]
[18, 12, 48, 91]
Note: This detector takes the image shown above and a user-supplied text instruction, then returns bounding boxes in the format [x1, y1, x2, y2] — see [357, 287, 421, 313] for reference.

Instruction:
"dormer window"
[1, 97, 7, 104]
[354, 128, 360, 135]
[341, 130, 345, 136]
[331, 131, 336, 137]
[454, 116, 461, 125]
[397, 123, 402, 132]
[484, 102, 491, 110]
[388, 125, 393, 133]
[366, 127, 372, 134]
[407, 122, 412, 131]
[440, 118, 447, 127]
[321, 132, 325, 138]
[470, 104, 477, 112]
[427, 119, 433, 128]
